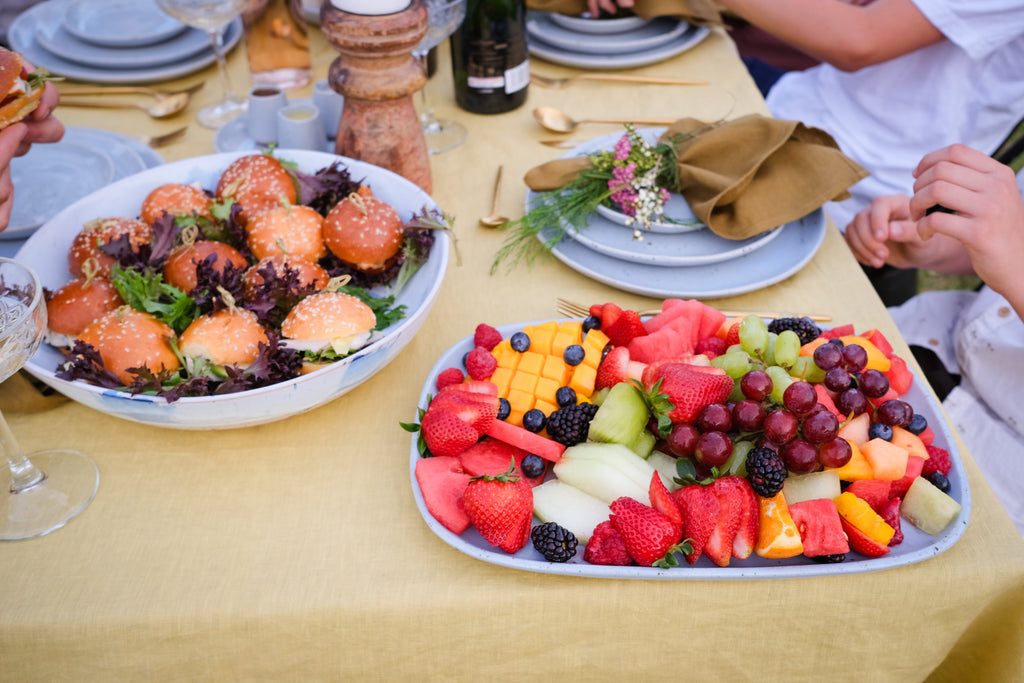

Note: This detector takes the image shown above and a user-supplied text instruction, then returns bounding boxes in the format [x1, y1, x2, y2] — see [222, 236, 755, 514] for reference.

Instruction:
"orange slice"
[755, 492, 804, 559]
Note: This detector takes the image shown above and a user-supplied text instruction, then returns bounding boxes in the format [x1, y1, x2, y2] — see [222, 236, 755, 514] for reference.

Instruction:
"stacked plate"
[9, 0, 243, 84]
[536, 129, 829, 298]
[2, 127, 164, 247]
[526, 11, 710, 69]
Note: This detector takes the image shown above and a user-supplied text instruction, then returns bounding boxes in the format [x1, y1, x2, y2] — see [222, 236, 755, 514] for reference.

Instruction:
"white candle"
[330, 0, 411, 14]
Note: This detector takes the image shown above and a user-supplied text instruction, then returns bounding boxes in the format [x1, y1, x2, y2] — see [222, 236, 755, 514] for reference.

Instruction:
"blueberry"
[868, 421, 893, 441]
[520, 454, 546, 479]
[582, 315, 601, 332]
[563, 344, 585, 366]
[907, 413, 928, 435]
[510, 331, 531, 352]
[461, 351, 469, 369]
[828, 338, 845, 348]
[496, 398, 511, 421]
[555, 386, 577, 408]
[522, 408, 546, 433]
[926, 471, 951, 493]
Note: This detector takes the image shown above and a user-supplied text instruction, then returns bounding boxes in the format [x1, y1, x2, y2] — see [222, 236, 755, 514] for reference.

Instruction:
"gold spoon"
[58, 81, 204, 103]
[59, 91, 192, 119]
[479, 166, 509, 228]
[531, 72, 706, 89]
[534, 106, 677, 133]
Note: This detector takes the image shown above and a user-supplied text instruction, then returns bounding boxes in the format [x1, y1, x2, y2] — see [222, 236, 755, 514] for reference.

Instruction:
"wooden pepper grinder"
[320, 0, 432, 194]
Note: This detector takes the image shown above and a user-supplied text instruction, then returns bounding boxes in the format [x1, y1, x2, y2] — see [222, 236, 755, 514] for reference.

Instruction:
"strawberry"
[435, 367, 465, 391]
[673, 484, 718, 564]
[583, 520, 633, 566]
[447, 379, 499, 398]
[725, 476, 759, 560]
[603, 308, 647, 347]
[878, 496, 904, 546]
[724, 321, 741, 347]
[462, 463, 534, 554]
[643, 362, 733, 424]
[609, 496, 682, 566]
[694, 336, 727, 359]
[595, 345, 631, 390]
[705, 476, 745, 567]
[648, 472, 682, 530]
[599, 302, 623, 329]
[421, 406, 481, 457]
[465, 345, 497, 380]
[589, 303, 605, 319]
[430, 390, 497, 433]
[473, 323, 503, 351]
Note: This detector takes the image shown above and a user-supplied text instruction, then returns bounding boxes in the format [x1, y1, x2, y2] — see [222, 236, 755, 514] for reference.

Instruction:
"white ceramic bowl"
[17, 150, 449, 430]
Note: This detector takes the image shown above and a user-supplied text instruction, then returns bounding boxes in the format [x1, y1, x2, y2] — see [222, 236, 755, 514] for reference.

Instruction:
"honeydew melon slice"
[782, 470, 841, 505]
[532, 480, 610, 544]
[901, 477, 963, 535]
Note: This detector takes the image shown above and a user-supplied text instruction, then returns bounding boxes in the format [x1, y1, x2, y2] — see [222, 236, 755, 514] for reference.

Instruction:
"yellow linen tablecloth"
[1, 19, 1022, 682]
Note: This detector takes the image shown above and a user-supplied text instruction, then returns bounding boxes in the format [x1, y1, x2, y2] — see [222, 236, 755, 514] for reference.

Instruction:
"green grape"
[726, 343, 744, 355]
[766, 365, 793, 403]
[724, 439, 755, 476]
[714, 351, 753, 379]
[729, 381, 746, 403]
[739, 315, 769, 358]
[791, 356, 826, 384]
[774, 329, 801, 369]
[763, 332, 778, 367]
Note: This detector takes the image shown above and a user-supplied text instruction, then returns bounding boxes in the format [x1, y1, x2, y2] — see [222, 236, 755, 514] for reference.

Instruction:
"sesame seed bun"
[243, 254, 328, 300]
[140, 183, 213, 226]
[322, 187, 404, 274]
[215, 154, 297, 224]
[45, 276, 124, 340]
[246, 203, 327, 262]
[163, 240, 248, 293]
[280, 291, 376, 343]
[179, 307, 269, 367]
[78, 307, 181, 385]
[0, 48, 43, 130]
[67, 217, 152, 279]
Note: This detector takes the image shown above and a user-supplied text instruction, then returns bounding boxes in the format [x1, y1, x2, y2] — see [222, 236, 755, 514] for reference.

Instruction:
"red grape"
[812, 342, 842, 370]
[695, 430, 733, 468]
[664, 423, 700, 457]
[782, 438, 821, 474]
[802, 408, 840, 444]
[877, 399, 913, 427]
[835, 388, 868, 417]
[818, 438, 853, 468]
[698, 403, 733, 433]
[732, 399, 767, 432]
[740, 370, 773, 401]
[858, 369, 890, 398]
[841, 344, 868, 372]
[783, 381, 817, 416]
[764, 408, 799, 445]
[824, 367, 852, 392]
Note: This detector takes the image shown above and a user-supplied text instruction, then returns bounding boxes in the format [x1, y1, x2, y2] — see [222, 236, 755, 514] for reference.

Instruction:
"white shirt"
[766, 0, 1024, 231]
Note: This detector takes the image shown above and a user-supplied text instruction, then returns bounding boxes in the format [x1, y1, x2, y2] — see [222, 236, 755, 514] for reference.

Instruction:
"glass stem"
[414, 52, 442, 133]
[0, 410, 45, 493]
[208, 28, 237, 102]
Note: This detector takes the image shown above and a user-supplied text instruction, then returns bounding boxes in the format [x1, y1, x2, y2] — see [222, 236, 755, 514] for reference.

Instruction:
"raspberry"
[583, 521, 632, 566]
[465, 346, 497, 380]
[435, 367, 465, 391]
[922, 444, 952, 476]
[473, 323, 503, 351]
[695, 336, 727, 359]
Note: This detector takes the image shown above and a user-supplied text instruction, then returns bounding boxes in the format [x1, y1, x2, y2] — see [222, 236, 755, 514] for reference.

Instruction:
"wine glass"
[0, 258, 99, 541]
[414, 0, 467, 154]
[156, 0, 248, 128]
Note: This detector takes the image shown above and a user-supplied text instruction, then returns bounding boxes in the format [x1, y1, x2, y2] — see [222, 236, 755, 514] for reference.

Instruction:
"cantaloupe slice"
[837, 412, 871, 449]
[860, 438, 909, 481]
[891, 426, 928, 461]
[827, 439, 874, 481]
[834, 491, 895, 546]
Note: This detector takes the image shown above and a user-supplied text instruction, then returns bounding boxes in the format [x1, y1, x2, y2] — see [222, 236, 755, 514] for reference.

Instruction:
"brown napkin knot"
[526, 0, 722, 26]
[525, 114, 868, 240]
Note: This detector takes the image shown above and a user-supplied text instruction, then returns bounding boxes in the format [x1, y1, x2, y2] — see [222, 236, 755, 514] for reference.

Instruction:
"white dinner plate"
[527, 14, 689, 55]
[9, 1, 242, 84]
[410, 319, 971, 579]
[528, 20, 709, 70]
[214, 99, 334, 153]
[36, 5, 212, 70]
[62, 0, 186, 47]
[547, 13, 649, 34]
[541, 207, 827, 299]
[3, 126, 164, 241]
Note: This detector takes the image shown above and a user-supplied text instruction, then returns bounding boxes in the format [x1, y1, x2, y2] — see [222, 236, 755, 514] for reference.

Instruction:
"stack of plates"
[9, 0, 243, 84]
[526, 11, 710, 69]
[2, 127, 164, 247]
[536, 129, 828, 298]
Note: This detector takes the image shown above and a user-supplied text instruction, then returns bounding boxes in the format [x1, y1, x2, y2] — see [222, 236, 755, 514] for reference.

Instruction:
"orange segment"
[755, 492, 804, 559]
[834, 491, 895, 545]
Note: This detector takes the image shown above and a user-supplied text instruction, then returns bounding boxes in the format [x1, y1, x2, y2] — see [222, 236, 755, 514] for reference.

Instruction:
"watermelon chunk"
[458, 438, 547, 488]
[787, 498, 850, 557]
[414, 456, 472, 535]
[628, 325, 695, 364]
[884, 354, 914, 396]
[819, 323, 855, 340]
[484, 418, 566, 462]
[844, 479, 893, 512]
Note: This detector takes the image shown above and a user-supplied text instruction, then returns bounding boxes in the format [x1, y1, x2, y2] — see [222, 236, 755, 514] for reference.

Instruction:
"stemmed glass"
[0, 258, 98, 541]
[156, 0, 247, 128]
[414, 0, 467, 154]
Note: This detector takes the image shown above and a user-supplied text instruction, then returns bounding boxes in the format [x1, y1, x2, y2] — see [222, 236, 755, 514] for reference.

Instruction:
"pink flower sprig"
[591, 124, 672, 238]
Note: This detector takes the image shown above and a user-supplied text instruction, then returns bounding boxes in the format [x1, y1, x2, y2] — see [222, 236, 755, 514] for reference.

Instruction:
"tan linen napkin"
[525, 114, 868, 240]
[0, 373, 69, 413]
[526, 0, 722, 26]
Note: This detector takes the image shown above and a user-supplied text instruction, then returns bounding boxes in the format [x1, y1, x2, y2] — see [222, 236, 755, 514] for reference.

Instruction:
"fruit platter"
[407, 300, 970, 579]
[17, 150, 450, 429]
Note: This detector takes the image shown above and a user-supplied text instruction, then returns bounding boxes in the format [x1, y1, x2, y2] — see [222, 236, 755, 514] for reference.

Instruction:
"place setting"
[7, 0, 243, 84]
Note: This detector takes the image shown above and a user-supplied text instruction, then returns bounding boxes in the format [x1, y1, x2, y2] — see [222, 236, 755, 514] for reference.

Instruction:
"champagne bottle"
[450, 0, 529, 115]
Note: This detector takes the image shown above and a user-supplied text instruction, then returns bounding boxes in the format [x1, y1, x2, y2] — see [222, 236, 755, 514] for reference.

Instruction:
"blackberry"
[767, 316, 821, 346]
[531, 522, 579, 562]
[496, 398, 511, 421]
[563, 344, 585, 366]
[510, 331, 531, 352]
[523, 408, 547, 433]
[520, 454, 546, 479]
[811, 553, 846, 563]
[745, 446, 787, 497]
[555, 386, 577, 408]
[545, 401, 600, 446]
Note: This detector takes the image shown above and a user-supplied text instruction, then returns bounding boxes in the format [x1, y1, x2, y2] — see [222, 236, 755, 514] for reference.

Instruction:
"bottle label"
[464, 36, 529, 94]
[504, 59, 530, 94]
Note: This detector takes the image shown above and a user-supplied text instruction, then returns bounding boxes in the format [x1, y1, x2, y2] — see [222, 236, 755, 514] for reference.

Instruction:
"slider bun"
[280, 291, 376, 341]
[246, 203, 326, 262]
[163, 240, 248, 293]
[140, 183, 213, 225]
[179, 307, 269, 367]
[78, 307, 181, 385]
[215, 154, 297, 224]
[67, 217, 152, 278]
[322, 188, 404, 274]
[0, 86, 42, 130]
[46, 276, 123, 338]
[243, 254, 328, 299]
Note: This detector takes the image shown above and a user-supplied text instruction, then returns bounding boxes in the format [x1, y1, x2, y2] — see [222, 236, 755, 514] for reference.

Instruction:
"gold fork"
[58, 81, 205, 102]
[531, 72, 706, 89]
[135, 126, 187, 148]
[555, 297, 832, 322]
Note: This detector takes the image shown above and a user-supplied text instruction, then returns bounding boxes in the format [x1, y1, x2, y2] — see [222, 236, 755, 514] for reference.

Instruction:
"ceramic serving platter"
[62, 0, 186, 47]
[409, 319, 971, 579]
[527, 14, 689, 55]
